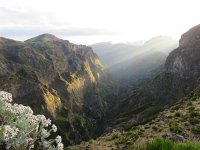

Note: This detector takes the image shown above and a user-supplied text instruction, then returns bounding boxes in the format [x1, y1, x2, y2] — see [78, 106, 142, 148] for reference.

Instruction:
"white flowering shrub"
[0, 91, 64, 150]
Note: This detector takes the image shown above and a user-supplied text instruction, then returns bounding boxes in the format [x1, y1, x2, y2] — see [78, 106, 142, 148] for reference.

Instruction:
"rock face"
[179, 24, 200, 48]
[166, 25, 200, 78]
[0, 34, 118, 145]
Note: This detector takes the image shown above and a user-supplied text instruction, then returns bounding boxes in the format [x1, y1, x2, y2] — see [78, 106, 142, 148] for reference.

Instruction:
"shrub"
[0, 91, 63, 150]
[151, 126, 158, 131]
[85, 120, 93, 131]
[188, 107, 195, 112]
[174, 112, 181, 117]
[192, 126, 200, 134]
[190, 112, 199, 117]
[110, 131, 120, 140]
[180, 116, 187, 122]
[124, 125, 134, 131]
[187, 102, 193, 106]
[169, 122, 182, 134]
[74, 116, 81, 124]
[189, 118, 200, 125]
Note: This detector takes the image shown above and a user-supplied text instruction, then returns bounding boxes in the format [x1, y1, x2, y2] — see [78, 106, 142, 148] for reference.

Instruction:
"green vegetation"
[151, 125, 158, 131]
[70, 73, 79, 81]
[8, 68, 28, 80]
[84, 119, 93, 131]
[113, 129, 143, 148]
[174, 111, 182, 117]
[191, 126, 200, 134]
[110, 131, 120, 140]
[138, 137, 200, 150]
[169, 122, 182, 134]
[74, 116, 82, 124]
[55, 115, 68, 122]
[190, 111, 199, 117]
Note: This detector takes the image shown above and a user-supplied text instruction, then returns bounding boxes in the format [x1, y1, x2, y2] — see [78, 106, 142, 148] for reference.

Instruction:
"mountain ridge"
[0, 34, 118, 146]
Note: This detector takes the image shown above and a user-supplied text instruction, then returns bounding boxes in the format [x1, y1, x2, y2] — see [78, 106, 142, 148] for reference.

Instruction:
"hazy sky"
[0, 0, 200, 44]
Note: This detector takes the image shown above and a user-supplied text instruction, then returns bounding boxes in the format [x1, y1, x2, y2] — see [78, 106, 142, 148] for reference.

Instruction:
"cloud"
[0, 6, 118, 40]
[0, 26, 118, 39]
[0, 6, 70, 26]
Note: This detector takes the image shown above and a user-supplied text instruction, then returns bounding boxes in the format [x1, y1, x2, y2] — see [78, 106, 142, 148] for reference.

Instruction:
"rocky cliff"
[166, 25, 200, 78]
[0, 34, 118, 145]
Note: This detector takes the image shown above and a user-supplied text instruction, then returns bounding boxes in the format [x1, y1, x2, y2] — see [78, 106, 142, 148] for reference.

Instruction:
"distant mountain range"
[91, 36, 178, 87]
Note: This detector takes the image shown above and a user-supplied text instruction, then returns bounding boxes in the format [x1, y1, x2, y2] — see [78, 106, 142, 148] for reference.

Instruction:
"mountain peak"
[166, 24, 200, 77]
[25, 33, 61, 43]
[179, 24, 200, 47]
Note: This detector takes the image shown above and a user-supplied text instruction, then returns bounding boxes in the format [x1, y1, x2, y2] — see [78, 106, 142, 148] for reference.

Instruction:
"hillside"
[70, 87, 200, 150]
[70, 25, 200, 149]
[0, 34, 118, 145]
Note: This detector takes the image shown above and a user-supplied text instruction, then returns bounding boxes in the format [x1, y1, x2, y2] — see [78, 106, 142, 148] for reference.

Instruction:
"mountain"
[91, 36, 178, 87]
[91, 42, 141, 67]
[0, 34, 118, 145]
[1, 24, 200, 149]
[106, 26, 200, 130]
[70, 24, 200, 150]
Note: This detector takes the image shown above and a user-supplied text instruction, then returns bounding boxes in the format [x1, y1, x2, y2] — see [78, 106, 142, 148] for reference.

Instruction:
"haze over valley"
[1, 0, 200, 150]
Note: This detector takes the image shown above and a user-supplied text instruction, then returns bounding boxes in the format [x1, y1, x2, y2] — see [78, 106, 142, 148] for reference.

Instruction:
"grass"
[138, 137, 200, 150]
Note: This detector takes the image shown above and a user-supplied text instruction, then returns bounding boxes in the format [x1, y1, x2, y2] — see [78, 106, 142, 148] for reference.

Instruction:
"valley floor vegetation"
[0, 91, 63, 150]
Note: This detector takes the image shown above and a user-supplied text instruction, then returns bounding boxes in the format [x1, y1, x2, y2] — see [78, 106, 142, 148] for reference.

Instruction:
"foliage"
[191, 126, 200, 134]
[169, 122, 182, 134]
[74, 116, 81, 124]
[0, 91, 64, 150]
[174, 112, 181, 117]
[151, 125, 158, 131]
[110, 131, 120, 140]
[138, 137, 200, 150]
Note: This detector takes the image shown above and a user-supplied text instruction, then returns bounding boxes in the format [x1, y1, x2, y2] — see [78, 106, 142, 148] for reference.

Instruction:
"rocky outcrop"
[179, 24, 200, 48]
[166, 25, 200, 78]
